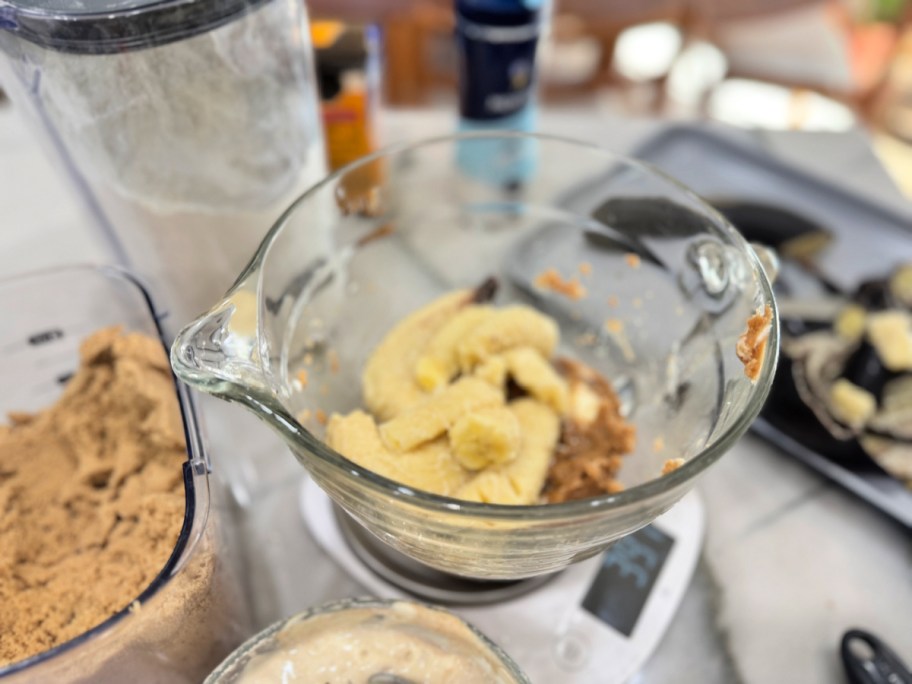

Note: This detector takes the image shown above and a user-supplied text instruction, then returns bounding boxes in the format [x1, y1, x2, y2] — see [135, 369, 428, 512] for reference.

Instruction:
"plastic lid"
[0, 0, 271, 54]
[456, 0, 542, 12]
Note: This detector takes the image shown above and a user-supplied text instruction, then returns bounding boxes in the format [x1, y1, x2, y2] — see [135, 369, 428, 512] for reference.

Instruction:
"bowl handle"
[749, 242, 780, 285]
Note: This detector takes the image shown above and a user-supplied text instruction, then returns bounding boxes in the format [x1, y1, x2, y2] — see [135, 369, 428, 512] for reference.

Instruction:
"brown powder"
[0, 327, 187, 667]
[544, 358, 636, 503]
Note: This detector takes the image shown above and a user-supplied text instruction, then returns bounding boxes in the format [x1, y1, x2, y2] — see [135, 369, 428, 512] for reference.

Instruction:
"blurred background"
[304, 0, 912, 192]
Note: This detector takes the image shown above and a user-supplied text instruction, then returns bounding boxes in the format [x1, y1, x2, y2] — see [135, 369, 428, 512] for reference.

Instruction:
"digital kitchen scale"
[301, 479, 704, 683]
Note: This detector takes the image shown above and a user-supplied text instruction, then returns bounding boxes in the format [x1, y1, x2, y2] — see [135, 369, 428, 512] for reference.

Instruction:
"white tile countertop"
[1, 100, 910, 683]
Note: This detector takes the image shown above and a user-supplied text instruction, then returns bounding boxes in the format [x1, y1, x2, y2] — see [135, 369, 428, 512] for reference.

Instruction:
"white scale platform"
[301, 479, 704, 683]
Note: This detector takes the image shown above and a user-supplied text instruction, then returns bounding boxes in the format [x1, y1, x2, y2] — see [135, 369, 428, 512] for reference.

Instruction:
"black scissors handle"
[841, 629, 912, 684]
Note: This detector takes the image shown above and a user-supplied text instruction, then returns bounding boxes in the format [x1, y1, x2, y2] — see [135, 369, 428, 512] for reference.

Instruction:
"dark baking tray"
[630, 124, 912, 529]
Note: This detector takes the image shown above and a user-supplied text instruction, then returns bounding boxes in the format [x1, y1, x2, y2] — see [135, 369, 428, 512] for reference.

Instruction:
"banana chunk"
[456, 399, 559, 505]
[867, 310, 912, 372]
[457, 306, 559, 372]
[503, 347, 569, 413]
[568, 381, 601, 426]
[473, 354, 508, 388]
[363, 290, 472, 420]
[326, 411, 470, 495]
[415, 306, 495, 391]
[449, 406, 521, 470]
[829, 378, 876, 430]
[379, 377, 502, 452]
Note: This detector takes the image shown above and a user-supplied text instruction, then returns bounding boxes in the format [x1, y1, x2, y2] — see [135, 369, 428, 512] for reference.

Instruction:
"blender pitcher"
[0, 0, 326, 331]
[172, 133, 780, 580]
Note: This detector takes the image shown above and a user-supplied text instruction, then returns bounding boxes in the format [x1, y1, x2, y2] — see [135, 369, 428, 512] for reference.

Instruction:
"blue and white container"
[455, 0, 544, 184]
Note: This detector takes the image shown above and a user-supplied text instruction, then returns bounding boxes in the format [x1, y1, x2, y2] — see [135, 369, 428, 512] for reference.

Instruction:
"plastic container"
[171, 132, 779, 579]
[455, 0, 544, 183]
[205, 598, 530, 683]
[0, 0, 327, 331]
[0, 265, 252, 683]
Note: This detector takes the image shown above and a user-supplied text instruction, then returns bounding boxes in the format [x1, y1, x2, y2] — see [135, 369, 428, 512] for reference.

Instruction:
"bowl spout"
[170, 283, 270, 401]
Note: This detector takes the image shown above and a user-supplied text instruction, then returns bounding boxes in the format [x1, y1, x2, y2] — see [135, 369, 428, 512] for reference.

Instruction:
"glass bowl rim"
[203, 596, 530, 684]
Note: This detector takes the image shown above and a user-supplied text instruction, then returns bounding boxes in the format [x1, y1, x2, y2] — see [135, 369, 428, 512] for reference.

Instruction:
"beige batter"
[235, 602, 521, 684]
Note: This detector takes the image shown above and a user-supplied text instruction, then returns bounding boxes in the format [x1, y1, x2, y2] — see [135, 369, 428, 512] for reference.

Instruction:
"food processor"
[171, 132, 780, 580]
[0, 266, 252, 683]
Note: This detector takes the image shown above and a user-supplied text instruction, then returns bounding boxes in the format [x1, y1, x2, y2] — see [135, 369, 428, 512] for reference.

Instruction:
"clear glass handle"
[750, 242, 780, 285]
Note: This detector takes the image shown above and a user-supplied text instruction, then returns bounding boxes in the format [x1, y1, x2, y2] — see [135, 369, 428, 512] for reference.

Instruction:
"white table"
[2, 102, 910, 683]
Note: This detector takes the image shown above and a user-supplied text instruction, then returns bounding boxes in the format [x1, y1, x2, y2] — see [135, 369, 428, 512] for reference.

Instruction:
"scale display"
[583, 525, 675, 637]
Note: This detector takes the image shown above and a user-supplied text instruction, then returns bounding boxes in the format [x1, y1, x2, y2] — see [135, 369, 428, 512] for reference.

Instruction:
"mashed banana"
[326, 288, 636, 505]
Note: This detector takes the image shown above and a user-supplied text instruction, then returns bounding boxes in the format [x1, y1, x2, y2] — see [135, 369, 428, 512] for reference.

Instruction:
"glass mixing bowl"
[172, 133, 778, 579]
[204, 598, 529, 683]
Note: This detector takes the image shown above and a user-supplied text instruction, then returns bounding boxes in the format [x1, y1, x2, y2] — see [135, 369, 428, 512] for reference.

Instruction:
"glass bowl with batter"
[205, 598, 528, 684]
[172, 133, 778, 579]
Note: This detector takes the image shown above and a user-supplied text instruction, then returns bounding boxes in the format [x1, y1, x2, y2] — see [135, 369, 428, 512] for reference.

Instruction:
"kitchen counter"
[1, 102, 910, 683]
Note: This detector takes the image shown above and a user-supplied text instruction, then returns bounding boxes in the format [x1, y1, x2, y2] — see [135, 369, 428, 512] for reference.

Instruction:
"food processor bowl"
[0, 265, 252, 683]
[172, 132, 779, 579]
[204, 598, 530, 683]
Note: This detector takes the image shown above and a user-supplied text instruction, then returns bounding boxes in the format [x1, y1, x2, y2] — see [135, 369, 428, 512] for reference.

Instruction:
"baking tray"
[630, 124, 912, 529]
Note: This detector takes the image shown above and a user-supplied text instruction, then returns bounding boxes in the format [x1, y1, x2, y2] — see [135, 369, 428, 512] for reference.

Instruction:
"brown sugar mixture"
[544, 358, 636, 503]
[0, 327, 187, 667]
[736, 305, 773, 381]
[534, 268, 587, 300]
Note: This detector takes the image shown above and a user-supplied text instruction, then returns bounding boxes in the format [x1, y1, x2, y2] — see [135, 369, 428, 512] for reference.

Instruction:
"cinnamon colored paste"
[544, 358, 636, 503]
[736, 305, 773, 382]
